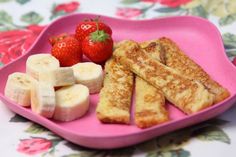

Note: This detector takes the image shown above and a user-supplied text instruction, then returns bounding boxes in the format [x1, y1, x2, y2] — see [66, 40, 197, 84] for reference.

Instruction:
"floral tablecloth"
[1, 0, 236, 156]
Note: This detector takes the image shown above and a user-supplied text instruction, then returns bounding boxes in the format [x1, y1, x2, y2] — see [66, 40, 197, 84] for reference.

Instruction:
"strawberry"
[233, 57, 236, 66]
[49, 33, 69, 46]
[75, 19, 112, 42]
[82, 30, 113, 63]
[51, 35, 82, 66]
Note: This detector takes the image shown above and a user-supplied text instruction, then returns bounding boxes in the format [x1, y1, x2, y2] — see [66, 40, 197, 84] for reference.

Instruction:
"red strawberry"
[49, 33, 72, 46]
[75, 19, 112, 42]
[233, 57, 236, 66]
[51, 36, 82, 66]
[82, 30, 113, 63]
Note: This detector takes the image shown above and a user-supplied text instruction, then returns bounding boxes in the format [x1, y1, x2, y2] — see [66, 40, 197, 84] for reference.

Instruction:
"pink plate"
[1, 13, 236, 149]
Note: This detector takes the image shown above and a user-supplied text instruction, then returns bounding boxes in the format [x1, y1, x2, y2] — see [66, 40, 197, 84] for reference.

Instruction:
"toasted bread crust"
[157, 37, 230, 103]
[96, 58, 134, 124]
[135, 77, 168, 128]
[113, 40, 214, 114]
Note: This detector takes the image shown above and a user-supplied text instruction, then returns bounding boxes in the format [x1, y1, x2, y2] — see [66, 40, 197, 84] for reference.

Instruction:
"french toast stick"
[135, 77, 168, 128]
[96, 58, 134, 124]
[113, 40, 214, 114]
[143, 37, 230, 103]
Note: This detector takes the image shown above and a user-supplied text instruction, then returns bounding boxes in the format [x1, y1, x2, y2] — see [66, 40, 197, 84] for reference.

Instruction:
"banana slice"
[31, 82, 56, 118]
[72, 62, 103, 94]
[4, 72, 37, 107]
[53, 84, 89, 122]
[38, 67, 75, 87]
[26, 54, 60, 80]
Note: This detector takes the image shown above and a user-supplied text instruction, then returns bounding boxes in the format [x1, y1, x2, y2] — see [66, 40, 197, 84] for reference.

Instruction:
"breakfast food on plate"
[140, 40, 165, 64]
[157, 37, 230, 103]
[31, 81, 56, 118]
[116, 40, 169, 128]
[51, 35, 82, 66]
[72, 62, 103, 94]
[49, 33, 69, 46]
[3, 15, 230, 128]
[82, 29, 113, 63]
[5, 50, 97, 121]
[113, 40, 214, 114]
[53, 84, 90, 122]
[26, 54, 60, 80]
[96, 58, 134, 124]
[135, 77, 169, 128]
[4, 72, 37, 107]
[75, 18, 112, 42]
[38, 67, 75, 87]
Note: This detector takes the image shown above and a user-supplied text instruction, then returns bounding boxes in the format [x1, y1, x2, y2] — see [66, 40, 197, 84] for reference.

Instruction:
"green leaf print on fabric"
[64, 142, 135, 157]
[61, 118, 229, 157]
[16, 0, 30, 5]
[189, 5, 208, 18]
[121, 0, 140, 5]
[21, 11, 43, 24]
[0, 11, 12, 31]
[50, 10, 67, 20]
[9, 114, 29, 122]
[219, 14, 236, 26]
[223, 33, 236, 49]
[223, 33, 236, 57]
[25, 123, 48, 134]
[0, 0, 12, 3]
[63, 154, 81, 157]
[0, 62, 4, 67]
[0, 10, 22, 31]
[155, 7, 181, 13]
[147, 149, 190, 157]
[136, 139, 158, 153]
[195, 126, 230, 144]
[226, 49, 236, 58]
[0, 10, 13, 24]
[50, 1, 80, 20]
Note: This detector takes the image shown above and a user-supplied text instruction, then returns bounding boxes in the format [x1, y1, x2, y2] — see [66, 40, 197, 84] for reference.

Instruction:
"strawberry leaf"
[90, 30, 109, 42]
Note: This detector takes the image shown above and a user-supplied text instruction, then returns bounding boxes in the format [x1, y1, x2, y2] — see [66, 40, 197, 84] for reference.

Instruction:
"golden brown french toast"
[142, 37, 230, 103]
[135, 77, 168, 128]
[96, 58, 134, 124]
[113, 40, 214, 114]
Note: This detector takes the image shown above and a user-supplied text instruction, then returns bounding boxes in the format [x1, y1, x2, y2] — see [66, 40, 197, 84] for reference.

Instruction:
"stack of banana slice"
[4, 54, 104, 121]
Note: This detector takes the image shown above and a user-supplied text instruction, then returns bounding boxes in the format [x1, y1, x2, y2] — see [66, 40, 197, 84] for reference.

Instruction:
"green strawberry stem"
[90, 30, 109, 42]
[90, 19, 109, 42]
[94, 16, 101, 22]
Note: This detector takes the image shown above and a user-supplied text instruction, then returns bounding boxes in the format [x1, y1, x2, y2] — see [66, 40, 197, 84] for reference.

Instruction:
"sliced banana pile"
[4, 53, 104, 121]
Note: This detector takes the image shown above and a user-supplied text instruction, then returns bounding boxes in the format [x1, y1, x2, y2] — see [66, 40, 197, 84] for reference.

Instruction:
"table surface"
[1, 0, 236, 156]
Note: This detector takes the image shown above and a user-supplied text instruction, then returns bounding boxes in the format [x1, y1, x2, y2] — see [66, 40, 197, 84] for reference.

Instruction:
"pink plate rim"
[1, 13, 236, 141]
